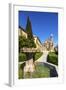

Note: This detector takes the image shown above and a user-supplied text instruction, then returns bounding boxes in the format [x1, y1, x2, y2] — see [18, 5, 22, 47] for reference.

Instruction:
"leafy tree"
[19, 36, 28, 52]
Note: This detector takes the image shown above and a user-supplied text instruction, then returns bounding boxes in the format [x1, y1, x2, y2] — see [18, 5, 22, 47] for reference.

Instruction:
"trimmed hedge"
[33, 52, 43, 61]
[47, 52, 58, 65]
[19, 53, 27, 62]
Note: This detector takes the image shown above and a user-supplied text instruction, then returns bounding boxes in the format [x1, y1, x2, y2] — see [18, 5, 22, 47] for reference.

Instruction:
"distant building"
[43, 34, 54, 52]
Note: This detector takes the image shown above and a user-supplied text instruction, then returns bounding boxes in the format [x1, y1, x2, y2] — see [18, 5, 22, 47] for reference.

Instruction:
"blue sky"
[19, 11, 58, 46]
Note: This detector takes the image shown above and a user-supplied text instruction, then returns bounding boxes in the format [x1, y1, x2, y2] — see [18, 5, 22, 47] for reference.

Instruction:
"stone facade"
[33, 35, 42, 49]
[18, 26, 27, 38]
[43, 34, 54, 52]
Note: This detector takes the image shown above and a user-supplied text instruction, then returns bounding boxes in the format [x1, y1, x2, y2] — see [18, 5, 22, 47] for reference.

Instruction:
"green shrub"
[33, 52, 43, 61]
[27, 38, 36, 48]
[47, 52, 58, 65]
[19, 36, 28, 49]
[19, 36, 36, 52]
[19, 53, 27, 62]
[18, 64, 23, 79]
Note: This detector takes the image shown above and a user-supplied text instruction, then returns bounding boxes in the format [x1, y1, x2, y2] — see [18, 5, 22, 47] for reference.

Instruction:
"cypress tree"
[26, 16, 36, 48]
[26, 16, 33, 39]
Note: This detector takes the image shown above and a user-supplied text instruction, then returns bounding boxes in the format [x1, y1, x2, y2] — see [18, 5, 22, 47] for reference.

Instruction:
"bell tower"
[50, 33, 53, 41]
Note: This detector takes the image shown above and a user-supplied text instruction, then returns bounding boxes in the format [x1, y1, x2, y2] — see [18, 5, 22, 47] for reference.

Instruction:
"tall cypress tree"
[26, 16, 36, 48]
[26, 16, 33, 39]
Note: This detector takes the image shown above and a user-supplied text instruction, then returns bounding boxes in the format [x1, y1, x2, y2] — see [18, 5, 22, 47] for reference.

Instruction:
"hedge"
[33, 52, 43, 61]
[19, 53, 27, 62]
[47, 52, 58, 65]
